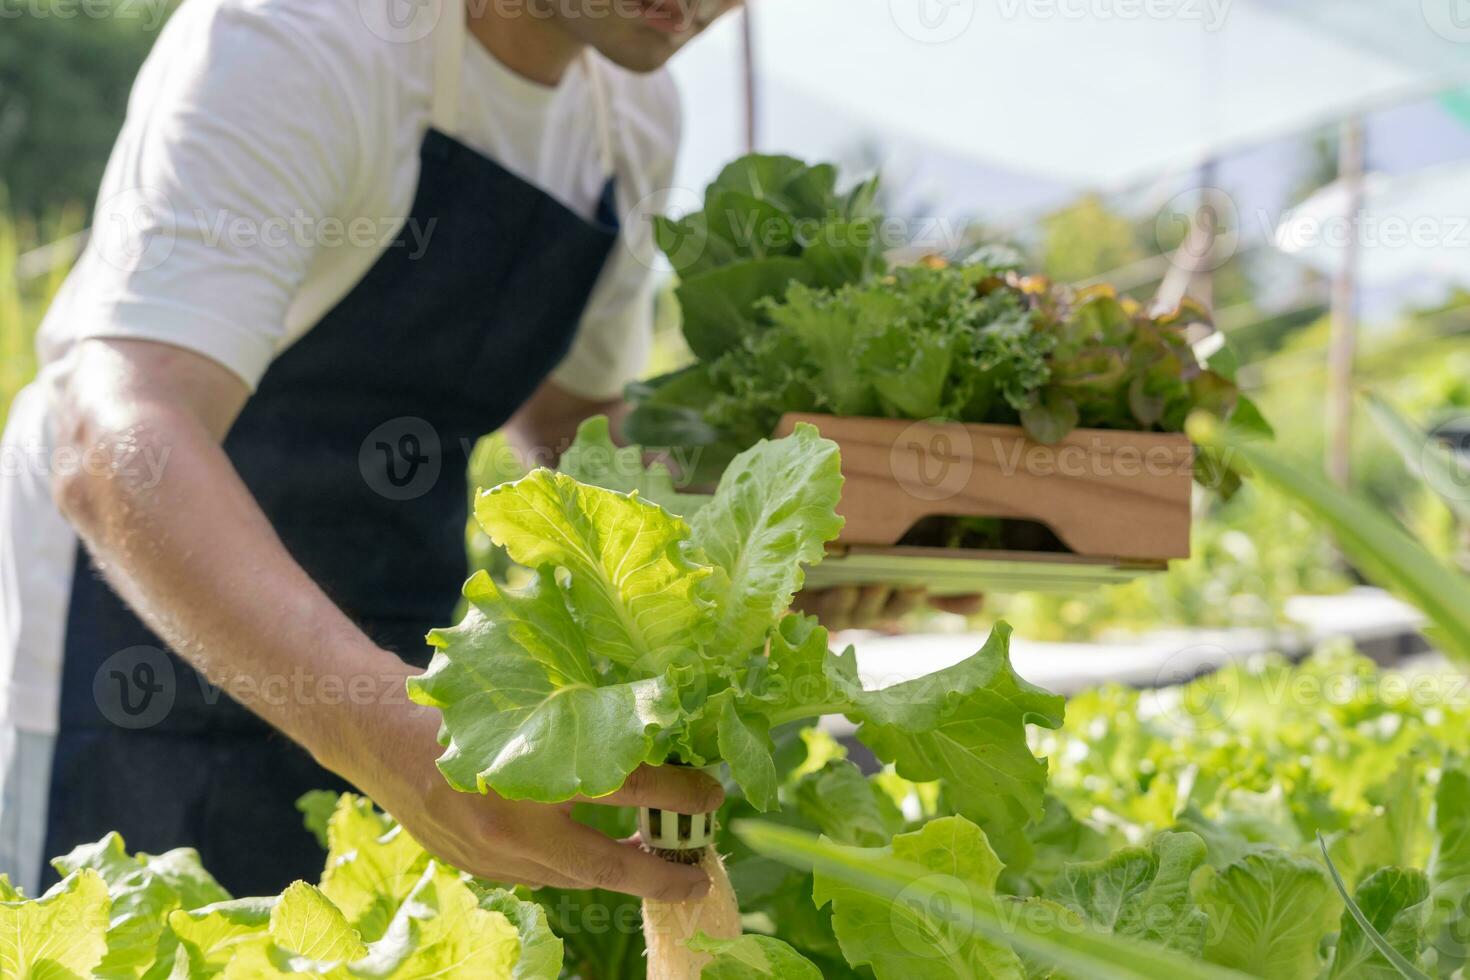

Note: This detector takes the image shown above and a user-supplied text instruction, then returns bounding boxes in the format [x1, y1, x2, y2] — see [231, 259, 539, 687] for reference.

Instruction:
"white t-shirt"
[0, 0, 681, 734]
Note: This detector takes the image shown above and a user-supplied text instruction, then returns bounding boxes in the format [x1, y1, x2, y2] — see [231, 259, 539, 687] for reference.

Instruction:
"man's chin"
[594, 28, 692, 72]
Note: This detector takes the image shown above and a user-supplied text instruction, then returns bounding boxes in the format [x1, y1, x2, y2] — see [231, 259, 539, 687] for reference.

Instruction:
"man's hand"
[339, 687, 722, 900]
[793, 586, 984, 632]
[502, 379, 623, 470]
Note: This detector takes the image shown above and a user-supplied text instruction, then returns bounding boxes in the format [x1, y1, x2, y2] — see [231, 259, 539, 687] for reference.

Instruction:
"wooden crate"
[773, 413, 1194, 593]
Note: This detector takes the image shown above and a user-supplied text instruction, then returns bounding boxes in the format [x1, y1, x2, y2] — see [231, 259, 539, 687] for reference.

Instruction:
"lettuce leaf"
[474, 469, 715, 673]
[474, 888, 564, 980]
[557, 416, 709, 517]
[1044, 831, 1209, 956]
[652, 154, 883, 363]
[17, 794, 562, 980]
[409, 424, 850, 805]
[692, 422, 844, 660]
[360, 866, 523, 979]
[1195, 849, 1339, 979]
[166, 897, 277, 976]
[267, 881, 368, 963]
[51, 832, 229, 979]
[714, 753, 905, 977]
[812, 815, 1027, 979]
[298, 790, 341, 851]
[1428, 760, 1470, 971]
[623, 365, 749, 486]
[1323, 866, 1430, 979]
[410, 568, 682, 801]
[316, 795, 430, 943]
[218, 867, 523, 979]
[687, 932, 824, 979]
[628, 153, 883, 450]
[0, 869, 112, 979]
[841, 623, 1065, 861]
[791, 761, 906, 850]
[675, 257, 834, 362]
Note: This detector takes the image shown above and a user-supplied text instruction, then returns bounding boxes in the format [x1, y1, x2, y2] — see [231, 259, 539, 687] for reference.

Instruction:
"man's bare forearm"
[51, 339, 405, 776]
[43, 339, 717, 900]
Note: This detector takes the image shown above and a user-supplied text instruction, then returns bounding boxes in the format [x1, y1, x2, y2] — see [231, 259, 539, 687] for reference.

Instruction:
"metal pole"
[740, 2, 757, 152]
[1193, 161, 1217, 311]
[1326, 117, 1365, 488]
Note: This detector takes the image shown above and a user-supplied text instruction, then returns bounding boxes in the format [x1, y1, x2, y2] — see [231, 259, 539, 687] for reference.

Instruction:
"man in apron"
[0, 0, 740, 900]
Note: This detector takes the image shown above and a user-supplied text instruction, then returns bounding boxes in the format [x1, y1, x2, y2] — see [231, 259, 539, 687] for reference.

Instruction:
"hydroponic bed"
[12, 638, 1464, 979]
[8, 421, 1464, 980]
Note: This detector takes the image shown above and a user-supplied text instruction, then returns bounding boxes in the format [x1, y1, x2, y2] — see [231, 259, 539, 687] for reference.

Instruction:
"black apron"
[41, 70, 623, 895]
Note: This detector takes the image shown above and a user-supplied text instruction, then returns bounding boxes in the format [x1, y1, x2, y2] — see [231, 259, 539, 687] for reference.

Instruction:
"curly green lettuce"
[628, 153, 1269, 490]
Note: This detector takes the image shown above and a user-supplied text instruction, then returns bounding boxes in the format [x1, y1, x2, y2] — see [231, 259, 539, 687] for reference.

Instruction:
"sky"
[669, 8, 1470, 324]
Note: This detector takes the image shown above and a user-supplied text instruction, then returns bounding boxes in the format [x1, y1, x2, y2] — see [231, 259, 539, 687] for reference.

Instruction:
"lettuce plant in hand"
[406, 420, 1063, 976]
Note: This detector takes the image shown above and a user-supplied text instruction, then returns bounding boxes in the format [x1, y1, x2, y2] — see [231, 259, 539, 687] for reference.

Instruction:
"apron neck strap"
[431, 0, 466, 136]
[582, 51, 617, 180]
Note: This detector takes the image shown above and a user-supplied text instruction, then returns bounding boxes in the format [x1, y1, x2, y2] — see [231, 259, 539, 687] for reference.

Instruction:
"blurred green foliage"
[0, 1, 173, 219]
[984, 188, 1470, 639]
[1035, 642, 1470, 886]
[0, 198, 81, 424]
[1039, 193, 1144, 284]
[982, 322, 1470, 641]
[1252, 297, 1470, 563]
[987, 487, 1351, 641]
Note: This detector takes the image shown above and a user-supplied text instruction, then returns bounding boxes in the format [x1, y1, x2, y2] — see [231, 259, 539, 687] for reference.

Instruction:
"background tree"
[0, 1, 173, 220]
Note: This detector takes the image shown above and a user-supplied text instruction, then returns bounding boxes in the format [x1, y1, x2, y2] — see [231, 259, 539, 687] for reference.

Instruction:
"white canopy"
[671, 0, 1470, 197]
[1275, 160, 1470, 288]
